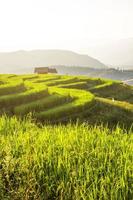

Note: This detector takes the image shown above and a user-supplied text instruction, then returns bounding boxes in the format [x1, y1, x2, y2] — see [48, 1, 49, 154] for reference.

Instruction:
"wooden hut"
[34, 67, 57, 74]
[34, 67, 49, 74]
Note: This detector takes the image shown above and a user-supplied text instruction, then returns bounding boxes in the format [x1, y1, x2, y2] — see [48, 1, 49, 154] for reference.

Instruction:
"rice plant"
[0, 74, 132, 126]
[0, 116, 132, 200]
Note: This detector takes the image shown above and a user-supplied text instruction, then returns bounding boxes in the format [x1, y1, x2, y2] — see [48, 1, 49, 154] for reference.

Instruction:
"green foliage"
[14, 94, 73, 116]
[59, 81, 88, 89]
[91, 82, 133, 102]
[0, 116, 132, 199]
[44, 76, 79, 86]
[0, 74, 132, 125]
[37, 88, 94, 121]
[0, 74, 132, 199]
[0, 85, 48, 110]
[0, 80, 25, 95]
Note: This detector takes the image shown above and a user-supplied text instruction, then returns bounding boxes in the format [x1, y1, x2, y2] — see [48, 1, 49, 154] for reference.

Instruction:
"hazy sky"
[0, 0, 133, 52]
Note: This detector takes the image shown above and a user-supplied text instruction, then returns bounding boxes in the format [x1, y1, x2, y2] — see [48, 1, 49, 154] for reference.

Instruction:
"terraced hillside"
[0, 74, 133, 126]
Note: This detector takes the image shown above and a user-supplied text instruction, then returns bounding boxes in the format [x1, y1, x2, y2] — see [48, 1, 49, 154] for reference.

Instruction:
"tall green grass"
[0, 116, 132, 200]
[91, 81, 133, 102]
[0, 85, 49, 110]
[59, 81, 88, 89]
[0, 80, 25, 95]
[0, 74, 132, 125]
[14, 94, 73, 116]
[45, 77, 79, 86]
[37, 88, 94, 121]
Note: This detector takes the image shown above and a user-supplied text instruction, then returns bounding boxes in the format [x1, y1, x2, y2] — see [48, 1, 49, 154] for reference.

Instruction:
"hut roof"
[34, 67, 57, 74]
[34, 67, 49, 73]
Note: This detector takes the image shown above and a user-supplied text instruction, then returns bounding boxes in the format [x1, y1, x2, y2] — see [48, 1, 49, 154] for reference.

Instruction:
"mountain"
[0, 50, 107, 73]
[88, 38, 133, 68]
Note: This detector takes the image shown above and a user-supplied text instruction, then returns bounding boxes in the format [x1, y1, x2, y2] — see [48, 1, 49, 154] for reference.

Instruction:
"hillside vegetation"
[0, 75, 133, 200]
[0, 74, 132, 126]
[0, 116, 133, 199]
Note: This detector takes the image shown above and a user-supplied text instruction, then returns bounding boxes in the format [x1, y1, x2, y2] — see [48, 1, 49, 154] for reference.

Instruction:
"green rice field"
[0, 74, 132, 126]
[0, 116, 133, 199]
[0, 74, 133, 199]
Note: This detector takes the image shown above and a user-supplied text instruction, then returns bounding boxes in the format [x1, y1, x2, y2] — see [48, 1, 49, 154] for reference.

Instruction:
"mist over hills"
[88, 38, 133, 68]
[0, 48, 132, 85]
[0, 50, 106, 73]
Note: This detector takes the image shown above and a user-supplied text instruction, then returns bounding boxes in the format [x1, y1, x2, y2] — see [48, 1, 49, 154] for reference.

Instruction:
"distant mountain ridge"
[0, 50, 107, 73]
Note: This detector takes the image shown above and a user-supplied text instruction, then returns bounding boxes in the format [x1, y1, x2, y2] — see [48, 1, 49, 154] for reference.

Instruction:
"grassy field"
[0, 74, 133, 199]
[0, 116, 133, 200]
[0, 74, 132, 126]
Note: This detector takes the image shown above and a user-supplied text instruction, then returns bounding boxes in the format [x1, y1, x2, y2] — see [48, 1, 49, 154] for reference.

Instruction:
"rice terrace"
[0, 74, 133, 125]
[0, 73, 132, 199]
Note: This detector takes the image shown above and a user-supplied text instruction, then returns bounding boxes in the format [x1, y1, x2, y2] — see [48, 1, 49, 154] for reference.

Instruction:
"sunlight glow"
[0, 0, 133, 52]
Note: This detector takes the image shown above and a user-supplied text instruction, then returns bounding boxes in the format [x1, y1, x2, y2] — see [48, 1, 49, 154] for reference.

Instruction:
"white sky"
[0, 0, 133, 52]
